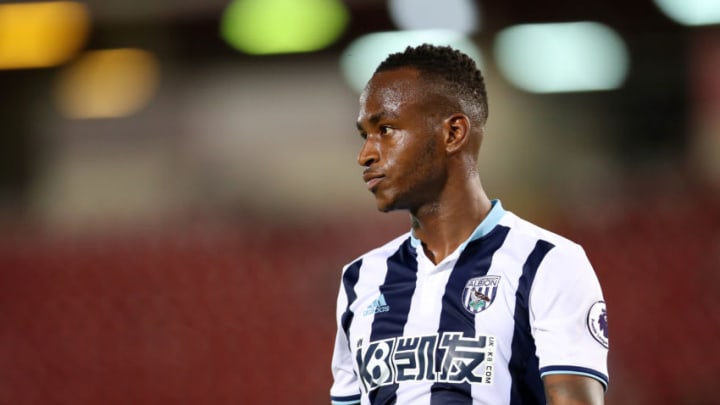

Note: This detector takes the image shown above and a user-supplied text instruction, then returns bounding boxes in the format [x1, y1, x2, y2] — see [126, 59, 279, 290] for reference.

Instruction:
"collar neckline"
[409, 199, 506, 250]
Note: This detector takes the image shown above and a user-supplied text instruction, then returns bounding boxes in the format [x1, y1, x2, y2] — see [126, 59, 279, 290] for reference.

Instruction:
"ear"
[443, 114, 471, 154]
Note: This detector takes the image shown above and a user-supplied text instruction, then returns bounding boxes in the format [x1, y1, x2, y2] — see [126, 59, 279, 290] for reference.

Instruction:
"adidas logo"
[363, 293, 390, 316]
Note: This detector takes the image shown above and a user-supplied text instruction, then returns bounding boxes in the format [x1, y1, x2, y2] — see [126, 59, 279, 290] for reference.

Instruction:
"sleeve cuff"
[331, 393, 361, 405]
[540, 365, 609, 391]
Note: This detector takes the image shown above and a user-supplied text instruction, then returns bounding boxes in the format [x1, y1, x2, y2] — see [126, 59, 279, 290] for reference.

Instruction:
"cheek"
[414, 142, 446, 190]
[383, 130, 440, 179]
[396, 144, 440, 184]
[386, 144, 414, 177]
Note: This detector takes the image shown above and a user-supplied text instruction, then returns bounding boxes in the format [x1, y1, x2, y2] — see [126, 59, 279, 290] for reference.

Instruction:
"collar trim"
[410, 199, 506, 249]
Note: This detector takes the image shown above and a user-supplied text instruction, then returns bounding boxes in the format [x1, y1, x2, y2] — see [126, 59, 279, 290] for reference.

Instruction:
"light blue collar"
[410, 199, 506, 250]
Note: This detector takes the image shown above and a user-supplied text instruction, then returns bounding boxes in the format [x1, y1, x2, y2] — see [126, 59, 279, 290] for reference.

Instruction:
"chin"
[373, 189, 409, 213]
[375, 196, 404, 213]
[378, 205, 394, 213]
[374, 196, 396, 213]
[376, 201, 393, 213]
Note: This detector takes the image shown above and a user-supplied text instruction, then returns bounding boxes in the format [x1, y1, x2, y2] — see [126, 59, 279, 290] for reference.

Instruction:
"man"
[330, 44, 609, 405]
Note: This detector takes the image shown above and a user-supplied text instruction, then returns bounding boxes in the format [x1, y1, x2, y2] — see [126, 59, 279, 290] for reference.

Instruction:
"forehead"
[359, 68, 427, 117]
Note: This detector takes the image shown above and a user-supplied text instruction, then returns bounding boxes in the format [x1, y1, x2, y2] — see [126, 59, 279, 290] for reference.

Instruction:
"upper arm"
[543, 374, 604, 405]
[530, 244, 610, 390]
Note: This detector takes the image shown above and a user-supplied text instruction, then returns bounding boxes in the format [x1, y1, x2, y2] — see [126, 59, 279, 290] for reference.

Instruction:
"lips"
[362, 171, 384, 190]
[366, 177, 383, 190]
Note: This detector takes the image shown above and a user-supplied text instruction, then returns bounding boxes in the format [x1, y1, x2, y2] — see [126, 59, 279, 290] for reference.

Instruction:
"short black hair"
[375, 44, 488, 126]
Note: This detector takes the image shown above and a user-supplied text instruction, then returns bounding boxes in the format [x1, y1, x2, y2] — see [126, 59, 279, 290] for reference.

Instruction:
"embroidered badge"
[587, 301, 609, 348]
[461, 276, 500, 314]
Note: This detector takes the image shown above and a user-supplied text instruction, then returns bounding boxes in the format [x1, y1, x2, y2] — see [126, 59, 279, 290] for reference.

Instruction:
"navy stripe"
[341, 259, 363, 343]
[331, 393, 362, 405]
[539, 365, 609, 390]
[509, 240, 555, 405]
[368, 238, 418, 405]
[430, 225, 511, 405]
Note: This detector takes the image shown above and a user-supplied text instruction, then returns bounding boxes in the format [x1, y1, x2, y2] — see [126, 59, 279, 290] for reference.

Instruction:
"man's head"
[355, 44, 489, 213]
[376, 44, 488, 129]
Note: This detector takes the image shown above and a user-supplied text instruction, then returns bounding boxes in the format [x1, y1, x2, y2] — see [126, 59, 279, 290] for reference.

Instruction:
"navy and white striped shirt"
[330, 200, 609, 405]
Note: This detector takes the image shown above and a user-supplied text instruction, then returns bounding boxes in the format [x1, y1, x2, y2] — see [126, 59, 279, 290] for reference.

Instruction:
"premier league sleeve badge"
[587, 300, 609, 348]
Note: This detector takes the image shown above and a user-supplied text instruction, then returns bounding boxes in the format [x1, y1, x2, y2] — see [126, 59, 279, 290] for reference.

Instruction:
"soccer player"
[330, 44, 609, 405]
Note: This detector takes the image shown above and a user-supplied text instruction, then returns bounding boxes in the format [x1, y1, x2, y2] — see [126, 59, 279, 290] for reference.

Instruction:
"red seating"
[0, 191, 717, 404]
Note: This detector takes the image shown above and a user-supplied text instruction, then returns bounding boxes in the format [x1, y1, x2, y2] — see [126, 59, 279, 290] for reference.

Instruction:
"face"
[356, 68, 448, 212]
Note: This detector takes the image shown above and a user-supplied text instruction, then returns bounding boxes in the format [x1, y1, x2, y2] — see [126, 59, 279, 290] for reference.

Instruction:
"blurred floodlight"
[494, 22, 629, 93]
[0, 1, 90, 70]
[340, 30, 482, 93]
[388, 0, 480, 33]
[654, 0, 720, 26]
[220, 0, 349, 55]
[55, 49, 160, 119]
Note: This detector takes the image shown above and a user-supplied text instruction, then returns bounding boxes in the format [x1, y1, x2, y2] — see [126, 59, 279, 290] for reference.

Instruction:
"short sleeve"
[330, 278, 361, 405]
[529, 243, 609, 390]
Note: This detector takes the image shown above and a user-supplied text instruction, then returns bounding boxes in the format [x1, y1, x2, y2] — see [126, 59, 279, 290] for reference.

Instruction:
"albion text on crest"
[461, 275, 501, 314]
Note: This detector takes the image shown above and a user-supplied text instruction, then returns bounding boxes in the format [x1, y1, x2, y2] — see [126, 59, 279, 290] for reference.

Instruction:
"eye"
[379, 125, 393, 135]
[359, 131, 367, 140]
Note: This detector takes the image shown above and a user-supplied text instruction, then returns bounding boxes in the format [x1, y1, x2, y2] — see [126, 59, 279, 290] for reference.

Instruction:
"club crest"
[587, 301, 609, 348]
[462, 276, 501, 314]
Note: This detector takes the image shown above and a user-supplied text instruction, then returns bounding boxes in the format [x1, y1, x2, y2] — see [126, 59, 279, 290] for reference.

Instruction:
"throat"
[420, 242, 455, 265]
[411, 213, 460, 265]
[410, 197, 492, 265]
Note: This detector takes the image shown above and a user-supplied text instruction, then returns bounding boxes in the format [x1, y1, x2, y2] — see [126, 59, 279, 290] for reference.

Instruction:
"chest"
[348, 251, 525, 346]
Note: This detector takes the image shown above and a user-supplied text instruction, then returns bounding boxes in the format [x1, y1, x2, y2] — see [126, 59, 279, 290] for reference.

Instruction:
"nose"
[357, 138, 379, 167]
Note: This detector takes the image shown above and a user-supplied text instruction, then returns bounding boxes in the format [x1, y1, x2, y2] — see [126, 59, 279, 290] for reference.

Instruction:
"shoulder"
[501, 213, 602, 301]
[500, 211, 587, 257]
[499, 211, 594, 280]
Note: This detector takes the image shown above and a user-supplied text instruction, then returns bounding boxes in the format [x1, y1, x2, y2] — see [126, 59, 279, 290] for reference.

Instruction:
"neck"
[410, 175, 492, 264]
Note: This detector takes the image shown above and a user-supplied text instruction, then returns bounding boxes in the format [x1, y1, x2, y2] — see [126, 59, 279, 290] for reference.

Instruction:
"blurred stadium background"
[0, 0, 719, 404]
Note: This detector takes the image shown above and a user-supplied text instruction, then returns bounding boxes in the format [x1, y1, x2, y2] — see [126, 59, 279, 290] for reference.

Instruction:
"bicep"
[543, 374, 604, 405]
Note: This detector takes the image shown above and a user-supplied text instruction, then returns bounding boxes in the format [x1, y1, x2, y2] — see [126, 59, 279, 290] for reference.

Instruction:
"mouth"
[362, 172, 385, 191]
[365, 176, 383, 190]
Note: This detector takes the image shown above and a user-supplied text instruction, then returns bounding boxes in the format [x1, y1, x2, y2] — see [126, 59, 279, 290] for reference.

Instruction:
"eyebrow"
[356, 111, 398, 130]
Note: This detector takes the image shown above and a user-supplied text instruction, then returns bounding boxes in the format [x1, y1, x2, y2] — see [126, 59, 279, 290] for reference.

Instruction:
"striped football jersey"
[330, 200, 609, 405]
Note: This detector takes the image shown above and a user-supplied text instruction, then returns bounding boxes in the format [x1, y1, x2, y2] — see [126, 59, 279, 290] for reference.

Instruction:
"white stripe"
[472, 218, 539, 405]
[331, 400, 360, 405]
[393, 245, 451, 405]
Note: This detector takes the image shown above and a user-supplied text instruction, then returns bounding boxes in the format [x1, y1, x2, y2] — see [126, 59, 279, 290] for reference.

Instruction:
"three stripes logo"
[363, 293, 390, 316]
